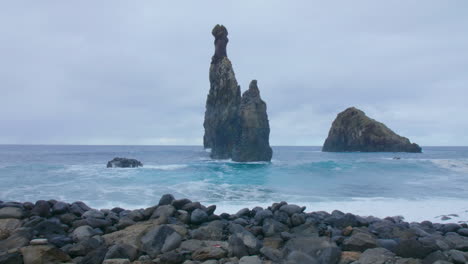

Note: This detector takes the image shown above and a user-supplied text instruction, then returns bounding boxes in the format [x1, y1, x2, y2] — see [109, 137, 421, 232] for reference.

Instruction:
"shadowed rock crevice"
[322, 107, 422, 153]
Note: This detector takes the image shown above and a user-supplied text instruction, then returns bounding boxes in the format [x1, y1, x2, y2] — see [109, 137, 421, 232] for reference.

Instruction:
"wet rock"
[423, 250, 449, 264]
[79, 245, 108, 264]
[203, 24, 241, 159]
[339, 251, 361, 264]
[140, 225, 181, 258]
[206, 205, 217, 216]
[260, 246, 283, 262]
[283, 236, 341, 263]
[291, 214, 305, 227]
[116, 217, 135, 230]
[58, 213, 77, 225]
[377, 238, 398, 252]
[191, 221, 224, 240]
[0, 207, 25, 219]
[239, 255, 262, 264]
[263, 236, 283, 249]
[285, 250, 318, 264]
[73, 225, 96, 241]
[107, 157, 142, 168]
[0, 218, 21, 240]
[327, 213, 360, 229]
[440, 223, 461, 234]
[20, 245, 71, 264]
[151, 205, 176, 219]
[159, 251, 185, 264]
[68, 237, 102, 257]
[457, 228, 468, 237]
[31, 200, 51, 217]
[232, 80, 273, 162]
[357, 248, 395, 264]
[263, 218, 288, 237]
[279, 204, 304, 216]
[0, 251, 23, 264]
[322, 107, 422, 152]
[159, 194, 176, 206]
[394, 238, 436, 259]
[254, 209, 273, 225]
[172, 198, 192, 209]
[444, 232, 468, 251]
[33, 219, 67, 240]
[70, 201, 91, 216]
[229, 224, 262, 255]
[105, 243, 138, 261]
[182, 202, 203, 212]
[228, 235, 249, 258]
[48, 235, 73, 248]
[192, 246, 227, 261]
[0, 228, 33, 251]
[52, 201, 69, 214]
[448, 249, 467, 264]
[342, 232, 378, 252]
[102, 259, 131, 264]
[191, 209, 209, 225]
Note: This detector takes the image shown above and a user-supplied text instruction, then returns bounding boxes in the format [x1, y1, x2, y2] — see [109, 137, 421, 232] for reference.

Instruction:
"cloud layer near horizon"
[1, 1, 467, 146]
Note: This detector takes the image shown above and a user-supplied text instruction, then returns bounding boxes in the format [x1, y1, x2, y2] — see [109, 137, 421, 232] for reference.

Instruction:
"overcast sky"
[1, 1, 467, 146]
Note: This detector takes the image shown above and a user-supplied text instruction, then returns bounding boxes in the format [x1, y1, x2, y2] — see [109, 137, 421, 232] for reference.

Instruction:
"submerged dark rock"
[106, 157, 142, 168]
[203, 24, 241, 159]
[322, 107, 422, 153]
[232, 80, 273, 162]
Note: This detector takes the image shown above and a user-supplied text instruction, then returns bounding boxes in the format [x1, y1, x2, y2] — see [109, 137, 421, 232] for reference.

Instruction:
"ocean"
[0, 145, 467, 223]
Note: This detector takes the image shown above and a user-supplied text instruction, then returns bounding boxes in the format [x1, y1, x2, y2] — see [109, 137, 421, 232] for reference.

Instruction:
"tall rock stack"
[203, 25, 273, 161]
[203, 25, 241, 159]
[232, 80, 273, 162]
[322, 107, 422, 153]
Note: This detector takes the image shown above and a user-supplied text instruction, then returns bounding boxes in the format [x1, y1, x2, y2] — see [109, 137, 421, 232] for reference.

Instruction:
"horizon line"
[0, 144, 467, 148]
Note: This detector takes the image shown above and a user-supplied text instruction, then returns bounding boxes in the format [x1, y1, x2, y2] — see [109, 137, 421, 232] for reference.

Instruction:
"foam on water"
[0, 145, 467, 223]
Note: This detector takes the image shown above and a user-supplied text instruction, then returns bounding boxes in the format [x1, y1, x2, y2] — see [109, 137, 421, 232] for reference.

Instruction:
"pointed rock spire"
[232, 80, 273, 162]
[203, 25, 241, 159]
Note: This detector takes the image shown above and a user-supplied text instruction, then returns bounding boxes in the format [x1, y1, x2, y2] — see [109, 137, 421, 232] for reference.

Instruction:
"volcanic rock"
[203, 24, 241, 159]
[232, 80, 273, 162]
[106, 157, 142, 168]
[323, 107, 422, 152]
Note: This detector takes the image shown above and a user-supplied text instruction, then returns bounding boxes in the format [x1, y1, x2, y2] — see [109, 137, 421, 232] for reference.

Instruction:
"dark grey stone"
[106, 157, 142, 168]
[159, 194, 175, 206]
[191, 209, 209, 225]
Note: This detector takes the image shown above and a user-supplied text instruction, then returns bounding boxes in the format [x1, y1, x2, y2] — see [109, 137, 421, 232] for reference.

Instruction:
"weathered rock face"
[106, 157, 143, 168]
[322, 107, 422, 153]
[203, 24, 241, 159]
[232, 80, 273, 162]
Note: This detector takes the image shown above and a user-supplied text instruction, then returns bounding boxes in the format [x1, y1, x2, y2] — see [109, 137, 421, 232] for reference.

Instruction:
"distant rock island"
[203, 25, 272, 162]
[106, 157, 143, 168]
[323, 107, 422, 153]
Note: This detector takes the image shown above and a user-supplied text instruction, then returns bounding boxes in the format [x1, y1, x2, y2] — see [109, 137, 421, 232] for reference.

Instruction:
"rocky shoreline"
[0, 195, 467, 264]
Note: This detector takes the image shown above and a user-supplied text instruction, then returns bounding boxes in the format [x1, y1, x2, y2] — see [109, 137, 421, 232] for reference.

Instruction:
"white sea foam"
[213, 197, 468, 223]
[144, 164, 189, 170]
[429, 159, 468, 173]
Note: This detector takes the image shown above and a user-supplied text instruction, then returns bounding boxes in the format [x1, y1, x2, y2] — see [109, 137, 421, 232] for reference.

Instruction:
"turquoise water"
[0, 145, 467, 222]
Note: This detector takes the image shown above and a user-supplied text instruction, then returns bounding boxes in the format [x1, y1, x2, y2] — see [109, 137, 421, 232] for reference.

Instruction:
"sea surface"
[0, 145, 467, 223]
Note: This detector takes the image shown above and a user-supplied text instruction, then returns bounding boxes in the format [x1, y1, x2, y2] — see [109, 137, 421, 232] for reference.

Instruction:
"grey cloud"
[0, 1, 467, 145]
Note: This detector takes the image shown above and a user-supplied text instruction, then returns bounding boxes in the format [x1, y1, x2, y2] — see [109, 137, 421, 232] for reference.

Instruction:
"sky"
[0, 1, 467, 146]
